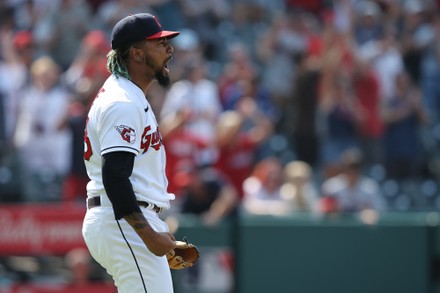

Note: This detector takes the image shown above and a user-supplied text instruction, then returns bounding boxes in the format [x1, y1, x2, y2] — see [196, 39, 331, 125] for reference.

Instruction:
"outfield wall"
[174, 213, 440, 293]
[0, 205, 438, 293]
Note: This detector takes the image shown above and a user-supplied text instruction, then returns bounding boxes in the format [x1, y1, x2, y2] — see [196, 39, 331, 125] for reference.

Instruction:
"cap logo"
[153, 16, 162, 28]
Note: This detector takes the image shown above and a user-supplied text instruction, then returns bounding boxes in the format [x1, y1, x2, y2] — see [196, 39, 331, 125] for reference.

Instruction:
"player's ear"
[135, 53, 143, 63]
[130, 47, 143, 63]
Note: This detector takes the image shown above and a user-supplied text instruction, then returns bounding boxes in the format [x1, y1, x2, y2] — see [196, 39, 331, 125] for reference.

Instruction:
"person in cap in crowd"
[242, 157, 319, 215]
[81, 13, 181, 292]
[283, 160, 320, 213]
[320, 148, 386, 213]
[178, 161, 238, 227]
[242, 157, 289, 215]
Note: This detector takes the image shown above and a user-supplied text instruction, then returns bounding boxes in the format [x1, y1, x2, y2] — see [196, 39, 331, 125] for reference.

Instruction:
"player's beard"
[144, 54, 171, 89]
[155, 70, 171, 89]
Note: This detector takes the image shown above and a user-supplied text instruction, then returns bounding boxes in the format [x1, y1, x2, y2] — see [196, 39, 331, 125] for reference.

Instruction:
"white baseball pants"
[82, 204, 174, 293]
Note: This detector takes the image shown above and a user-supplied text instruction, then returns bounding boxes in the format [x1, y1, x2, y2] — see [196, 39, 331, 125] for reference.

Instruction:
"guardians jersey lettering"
[141, 125, 163, 153]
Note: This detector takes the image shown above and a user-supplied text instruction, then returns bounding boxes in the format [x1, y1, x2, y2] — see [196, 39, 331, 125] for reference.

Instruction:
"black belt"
[87, 197, 162, 213]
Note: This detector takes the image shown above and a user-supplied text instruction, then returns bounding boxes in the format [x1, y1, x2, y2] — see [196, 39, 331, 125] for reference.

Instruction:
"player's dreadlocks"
[106, 40, 147, 80]
[106, 48, 131, 80]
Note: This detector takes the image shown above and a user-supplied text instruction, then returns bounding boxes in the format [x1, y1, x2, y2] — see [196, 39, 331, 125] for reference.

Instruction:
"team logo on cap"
[115, 125, 136, 144]
[153, 16, 162, 28]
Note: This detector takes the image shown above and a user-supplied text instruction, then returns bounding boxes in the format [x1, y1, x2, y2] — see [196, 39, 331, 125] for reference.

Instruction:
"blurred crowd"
[2, 0, 440, 290]
[1, 0, 440, 219]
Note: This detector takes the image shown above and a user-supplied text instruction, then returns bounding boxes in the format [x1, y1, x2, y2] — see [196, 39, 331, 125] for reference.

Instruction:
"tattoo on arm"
[124, 212, 149, 231]
[133, 223, 147, 229]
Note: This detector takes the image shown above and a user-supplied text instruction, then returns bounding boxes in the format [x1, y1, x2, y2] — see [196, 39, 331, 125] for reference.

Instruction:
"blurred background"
[1, 0, 440, 292]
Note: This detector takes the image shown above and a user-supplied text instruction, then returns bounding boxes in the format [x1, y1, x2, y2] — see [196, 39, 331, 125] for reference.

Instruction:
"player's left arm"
[102, 151, 176, 256]
[124, 212, 176, 256]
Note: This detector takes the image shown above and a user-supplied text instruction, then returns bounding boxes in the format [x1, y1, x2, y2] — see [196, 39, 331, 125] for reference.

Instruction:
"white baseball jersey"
[84, 75, 175, 209]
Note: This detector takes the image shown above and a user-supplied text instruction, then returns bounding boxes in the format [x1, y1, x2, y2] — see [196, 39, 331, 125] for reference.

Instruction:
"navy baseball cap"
[111, 13, 180, 50]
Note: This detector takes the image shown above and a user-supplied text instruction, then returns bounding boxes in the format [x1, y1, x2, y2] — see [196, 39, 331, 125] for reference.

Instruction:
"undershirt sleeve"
[102, 151, 141, 219]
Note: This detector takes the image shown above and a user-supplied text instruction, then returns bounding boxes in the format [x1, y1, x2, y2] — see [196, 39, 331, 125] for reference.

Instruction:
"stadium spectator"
[94, 0, 154, 37]
[284, 52, 321, 168]
[382, 71, 429, 180]
[32, 0, 92, 70]
[284, 0, 326, 16]
[283, 160, 320, 213]
[0, 0, 439, 211]
[357, 25, 404, 102]
[217, 41, 259, 108]
[318, 72, 363, 179]
[242, 157, 319, 215]
[400, 0, 435, 85]
[0, 30, 35, 151]
[179, 163, 238, 226]
[60, 30, 110, 203]
[161, 56, 222, 165]
[214, 106, 272, 198]
[168, 28, 203, 84]
[353, 58, 384, 166]
[13, 56, 72, 202]
[221, 73, 279, 161]
[320, 148, 386, 213]
[62, 30, 110, 95]
[317, 23, 362, 178]
[221, 74, 279, 124]
[256, 12, 307, 108]
[242, 157, 287, 215]
[178, 0, 230, 60]
[160, 108, 211, 196]
[353, 0, 383, 46]
[420, 14, 440, 120]
[2, 0, 440, 290]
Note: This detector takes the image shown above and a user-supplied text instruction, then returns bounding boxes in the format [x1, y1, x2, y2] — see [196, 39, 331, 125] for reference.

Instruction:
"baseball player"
[82, 13, 180, 293]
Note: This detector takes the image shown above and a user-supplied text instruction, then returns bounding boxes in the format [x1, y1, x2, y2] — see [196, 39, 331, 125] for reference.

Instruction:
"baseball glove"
[166, 237, 200, 270]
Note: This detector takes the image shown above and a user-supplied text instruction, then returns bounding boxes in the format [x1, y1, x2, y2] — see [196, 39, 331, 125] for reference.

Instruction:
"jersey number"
[84, 88, 105, 161]
[84, 117, 92, 161]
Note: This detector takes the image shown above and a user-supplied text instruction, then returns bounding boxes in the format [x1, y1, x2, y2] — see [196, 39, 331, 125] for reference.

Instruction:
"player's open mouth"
[163, 57, 172, 74]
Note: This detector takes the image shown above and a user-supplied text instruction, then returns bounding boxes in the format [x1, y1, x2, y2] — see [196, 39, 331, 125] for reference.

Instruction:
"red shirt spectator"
[163, 129, 209, 196]
[214, 105, 272, 198]
[354, 66, 384, 139]
[215, 133, 256, 198]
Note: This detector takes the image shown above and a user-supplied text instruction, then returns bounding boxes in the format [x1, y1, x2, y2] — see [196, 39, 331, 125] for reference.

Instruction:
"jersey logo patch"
[115, 125, 136, 144]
